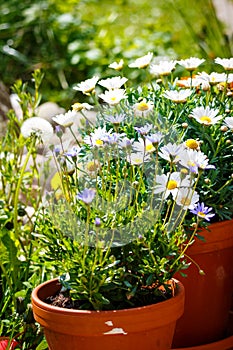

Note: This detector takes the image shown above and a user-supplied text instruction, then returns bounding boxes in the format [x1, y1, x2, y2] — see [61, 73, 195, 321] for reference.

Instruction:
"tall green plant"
[0, 70, 49, 349]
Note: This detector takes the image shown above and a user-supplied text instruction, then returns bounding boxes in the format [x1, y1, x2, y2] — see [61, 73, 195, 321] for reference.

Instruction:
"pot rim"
[32, 277, 184, 316]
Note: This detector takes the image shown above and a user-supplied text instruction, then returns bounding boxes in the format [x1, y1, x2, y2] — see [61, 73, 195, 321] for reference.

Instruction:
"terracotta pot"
[32, 278, 184, 350]
[172, 220, 233, 348]
[173, 334, 233, 350]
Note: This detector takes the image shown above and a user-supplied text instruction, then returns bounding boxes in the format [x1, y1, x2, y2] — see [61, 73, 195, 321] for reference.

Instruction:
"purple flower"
[95, 217, 101, 226]
[77, 188, 96, 205]
[134, 124, 152, 135]
[147, 132, 163, 145]
[118, 137, 133, 150]
[106, 132, 121, 145]
[190, 202, 215, 221]
[65, 146, 80, 157]
[55, 125, 63, 137]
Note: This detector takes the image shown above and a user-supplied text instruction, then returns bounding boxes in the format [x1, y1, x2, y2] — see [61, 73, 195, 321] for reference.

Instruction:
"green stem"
[13, 140, 35, 240]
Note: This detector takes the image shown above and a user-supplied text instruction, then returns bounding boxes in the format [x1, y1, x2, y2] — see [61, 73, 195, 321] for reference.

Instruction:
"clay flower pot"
[172, 220, 233, 348]
[32, 278, 184, 350]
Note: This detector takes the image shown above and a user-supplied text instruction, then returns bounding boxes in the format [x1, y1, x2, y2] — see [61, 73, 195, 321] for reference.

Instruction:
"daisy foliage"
[31, 54, 232, 311]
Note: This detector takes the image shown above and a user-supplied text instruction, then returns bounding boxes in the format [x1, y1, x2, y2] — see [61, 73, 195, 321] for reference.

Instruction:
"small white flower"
[21, 117, 53, 143]
[175, 188, 199, 209]
[227, 73, 233, 83]
[127, 152, 150, 165]
[179, 149, 215, 173]
[224, 117, 233, 130]
[118, 137, 133, 150]
[99, 89, 127, 105]
[159, 143, 184, 163]
[53, 110, 78, 127]
[154, 172, 191, 199]
[133, 138, 155, 154]
[72, 102, 93, 111]
[197, 72, 227, 86]
[98, 76, 128, 90]
[109, 59, 124, 71]
[73, 76, 99, 95]
[128, 52, 153, 69]
[163, 89, 192, 103]
[83, 126, 110, 147]
[176, 77, 201, 88]
[105, 114, 125, 124]
[178, 57, 205, 71]
[150, 60, 177, 76]
[133, 99, 154, 116]
[190, 106, 222, 125]
[215, 57, 233, 70]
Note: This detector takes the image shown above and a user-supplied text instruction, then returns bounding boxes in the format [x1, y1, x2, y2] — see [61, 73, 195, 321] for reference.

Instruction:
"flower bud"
[182, 122, 188, 129]
[199, 269, 205, 276]
[220, 125, 228, 132]
[204, 178, 210, 184]
[226, 139, 232, 144]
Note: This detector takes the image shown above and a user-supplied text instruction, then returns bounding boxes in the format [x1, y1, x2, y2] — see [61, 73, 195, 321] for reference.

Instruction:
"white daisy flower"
[83, 126, 110, 147]
[118, 137, 133, 150]
[224, 117, 233, 130]
[178, 57, 205, 71]
[215, 57, 233, 70]
[190, 106, 222, 125]
[109, 59, 124, 71]
[127, 152, 150, 165]
[179, 149, 215, 173]
[128, 52, 153, 69]
[154, 172, 191, 199]
[133, 138, 155, 154]
[52, 110, 79, 127]
[163, 89, 192, 103]
[105, 114, 125, 125]
[73, 76, 99, 95]
[176, 77, 201, 88]
[197, 72, 227, 86]
[159, 143, 184, 163]
[99, 89, 127, 105]
[21, 117, 53, 143]
[175, 188, 199, 209]
[72, 102, 93, 111]
[98, 76, 128, 90]
[133, 99, 154, 117]
[227, 73, 233, 83]
[150, 60, 177, 76]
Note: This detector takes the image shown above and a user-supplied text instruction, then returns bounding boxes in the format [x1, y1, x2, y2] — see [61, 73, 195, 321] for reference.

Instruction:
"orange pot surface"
[32, 278, 185, 350]
[173, 220, 233, 348]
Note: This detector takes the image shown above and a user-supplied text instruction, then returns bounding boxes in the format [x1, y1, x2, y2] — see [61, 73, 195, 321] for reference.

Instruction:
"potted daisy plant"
[21, 53, 232, 349]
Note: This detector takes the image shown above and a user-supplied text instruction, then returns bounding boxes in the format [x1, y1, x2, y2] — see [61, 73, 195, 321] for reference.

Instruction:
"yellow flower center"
[95, 139, 103, 146]
[146, 144, 154, 152]
[87, 161, 99, 172]
[200, 115, 212, 123]
[198, 211, 206, 217]
[110, 97, 117, 101]
[186, 139, 199, 149]
[180, 197, 191, 206]
[72, 102, 83, 111]
[137, 101, 150, 111]
[167, 180, 178, 190]
[188, 161, 196, 167]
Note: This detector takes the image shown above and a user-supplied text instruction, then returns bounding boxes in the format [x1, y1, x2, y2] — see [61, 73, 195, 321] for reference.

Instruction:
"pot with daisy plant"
[26, 53, 218, 350]
[26, 53, 232, 349]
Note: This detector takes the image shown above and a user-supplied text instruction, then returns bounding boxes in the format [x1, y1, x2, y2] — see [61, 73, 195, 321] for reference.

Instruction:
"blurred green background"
[0, 0, 232, 107]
